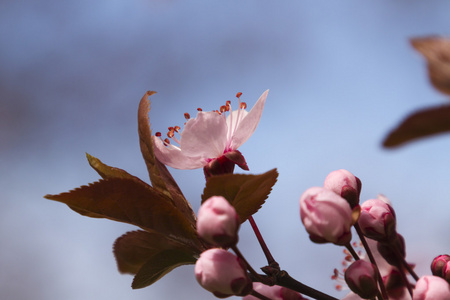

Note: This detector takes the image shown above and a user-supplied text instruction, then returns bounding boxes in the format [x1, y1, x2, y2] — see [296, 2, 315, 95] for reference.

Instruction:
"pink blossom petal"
[180, 111, 228, 158]
[229, 90, 268, 150]
[152, 136, 205, 169]
[226, 109, 248, 141]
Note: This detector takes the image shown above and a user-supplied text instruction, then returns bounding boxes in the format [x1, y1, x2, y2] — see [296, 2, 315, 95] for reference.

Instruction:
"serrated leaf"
[383, 105, 450, 148]
[114, 230, 196, 275]
[201, 169, 278, 223]
[137, 91, 196, 225]
[44, 177, 198, 243]
[131, 249, 197, 289]
[86, 153, 136, 180]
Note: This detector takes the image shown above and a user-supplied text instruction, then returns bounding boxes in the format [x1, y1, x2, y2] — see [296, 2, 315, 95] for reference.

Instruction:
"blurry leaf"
[114, 230, 198, 274]
[86, 153, 136, 180]
[44, 178, 198, 243]
[201, 169, 278, 223]
[411, 36, 450, 95]
[383, 105, 450, 148]
[137, 91, 196, 225]
[131, 249, 197, 289]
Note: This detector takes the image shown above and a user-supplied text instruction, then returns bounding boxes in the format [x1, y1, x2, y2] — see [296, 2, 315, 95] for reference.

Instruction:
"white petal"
[229, 90, 268, 150]
[152, 136, 205, 169]
[180, 111, 228, 158]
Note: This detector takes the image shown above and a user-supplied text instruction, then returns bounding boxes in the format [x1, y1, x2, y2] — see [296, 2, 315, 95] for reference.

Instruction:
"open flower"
[152, 90, 268, 176]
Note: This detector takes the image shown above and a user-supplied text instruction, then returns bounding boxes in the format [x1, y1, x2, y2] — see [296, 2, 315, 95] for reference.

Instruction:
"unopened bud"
[358, 198, 397, 242]
[323, 169, 361, 208]
[195, 248, 252, 298]
[344, 260, 378, 299]
[412, 275, 450, 300]
[431, 254, 450, 277]
[197, 196, 240, 247]
[300, 187, 353, 245]
[443, 261, 450, 285]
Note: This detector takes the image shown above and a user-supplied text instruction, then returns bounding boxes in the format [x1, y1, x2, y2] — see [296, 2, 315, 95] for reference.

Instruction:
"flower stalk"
[354, 223, 389, 300]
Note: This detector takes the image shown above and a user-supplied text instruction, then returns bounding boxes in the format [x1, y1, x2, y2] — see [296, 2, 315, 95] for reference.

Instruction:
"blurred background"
[1, 1, 450, 299]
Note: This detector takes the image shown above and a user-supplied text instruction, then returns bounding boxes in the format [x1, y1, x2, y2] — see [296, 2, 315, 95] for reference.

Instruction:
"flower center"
[155, 92, 247, 150]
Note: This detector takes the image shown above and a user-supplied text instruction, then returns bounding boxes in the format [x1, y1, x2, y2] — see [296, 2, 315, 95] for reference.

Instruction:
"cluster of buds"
[300, 169, 450, 299]
[194, 196, 251, 298]
[195, 196, 307, 299]
[299, 169, 361, 246]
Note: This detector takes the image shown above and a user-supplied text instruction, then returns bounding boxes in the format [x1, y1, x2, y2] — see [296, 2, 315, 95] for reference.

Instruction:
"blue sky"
[1, 1, 450, 299]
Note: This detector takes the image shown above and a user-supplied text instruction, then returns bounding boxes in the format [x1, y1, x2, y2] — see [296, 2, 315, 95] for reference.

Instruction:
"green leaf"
[113, 230, 197, 275]
[131, 249, 197, 289]
[137, 91, 196, 225]
[44, 177, 198, 243]
[383, 104, 450, 148]
[86, 153, 137, 180]
[201, 169, 278, 223]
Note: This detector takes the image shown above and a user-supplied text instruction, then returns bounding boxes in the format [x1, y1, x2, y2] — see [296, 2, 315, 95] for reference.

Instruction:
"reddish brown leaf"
[383, 104, 450, 148]
[201, 169, 278, 223]
[137, 91, 196, 225]
[131, 249, 197, 289]
[113, 230, 197, 274]
[411, 36, 450, 95]
[44, 177, 198, 243]
[86, 153, 137, 180]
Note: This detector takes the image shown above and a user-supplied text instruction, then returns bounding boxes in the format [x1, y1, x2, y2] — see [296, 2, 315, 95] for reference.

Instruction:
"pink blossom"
[243, 282, 305, 300]
[358, 198, 397, 242]
[299, 187, 353, 245]
[195, 248, 252, 298]
[152, 90, 268, 172]
[197, 196, 240, 247]
[413, 275, 450, 300]
[323, 169, 361, 208]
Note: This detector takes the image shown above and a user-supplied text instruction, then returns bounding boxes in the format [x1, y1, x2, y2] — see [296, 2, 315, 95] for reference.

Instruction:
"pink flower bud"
[444, 261, 450, 284]
[195, 248, 252, 298]
[299, 187, 353, 245]
[344, 260, 379, 299]
[413, 275, 450, 300]
[242, 282, 305, 300]
[358, 198, 397, 242]
[197, 196, 240, 247]
[323, 169, 361, 208]
[431, 254, 450, 277]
